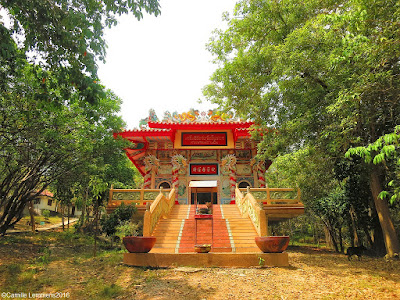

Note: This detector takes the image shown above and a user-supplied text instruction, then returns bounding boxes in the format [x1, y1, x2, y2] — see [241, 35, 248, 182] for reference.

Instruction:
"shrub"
[100, 203, 136, 237]
[115, 220, 140, 239]
[42, 209, 51, 219]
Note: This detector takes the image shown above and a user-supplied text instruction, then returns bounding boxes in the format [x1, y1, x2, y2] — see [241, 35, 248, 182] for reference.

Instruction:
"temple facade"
[115, 110, 272, 205]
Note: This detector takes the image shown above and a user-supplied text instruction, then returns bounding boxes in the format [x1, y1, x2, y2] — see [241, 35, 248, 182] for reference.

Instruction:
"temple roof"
[115, 110, 257, 175]
[148, 120, 254, 130]
[116, 128, 174, 143]
[115, 121, 255, 144]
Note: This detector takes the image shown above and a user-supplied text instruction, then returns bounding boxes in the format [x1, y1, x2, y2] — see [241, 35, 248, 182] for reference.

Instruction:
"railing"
[108, 187, 171, 210]
[143, 188, 176, 236]
[235, 186, 268, 237]
[235, 186, 303, 236]
[238, 187, 302, 207]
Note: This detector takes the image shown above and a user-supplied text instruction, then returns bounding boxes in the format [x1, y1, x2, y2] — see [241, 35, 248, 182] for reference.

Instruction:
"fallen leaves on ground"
[0, 233, 399, 299]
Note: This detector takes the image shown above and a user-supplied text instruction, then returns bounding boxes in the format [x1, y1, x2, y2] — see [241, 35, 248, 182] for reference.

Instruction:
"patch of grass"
[3, 263, 40, 292]
[7, 263, 22, 276]
[37, 247, 52, 265]
[144, 269, 163, 283]
[101, 283, 122, 297]
[2, 230, 399, 299]
[19, 269, 35, 285]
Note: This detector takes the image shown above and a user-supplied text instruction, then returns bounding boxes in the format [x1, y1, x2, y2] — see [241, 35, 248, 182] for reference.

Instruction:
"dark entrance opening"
[191, 191, 218, 205]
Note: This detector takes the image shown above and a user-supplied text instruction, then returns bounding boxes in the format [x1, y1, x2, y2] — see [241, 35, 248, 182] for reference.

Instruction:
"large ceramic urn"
[122, 236, 156, 253]
[255, 236, 290, 253]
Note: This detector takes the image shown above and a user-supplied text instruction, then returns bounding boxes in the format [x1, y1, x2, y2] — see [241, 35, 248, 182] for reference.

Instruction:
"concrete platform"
[123, 252, 289, 268]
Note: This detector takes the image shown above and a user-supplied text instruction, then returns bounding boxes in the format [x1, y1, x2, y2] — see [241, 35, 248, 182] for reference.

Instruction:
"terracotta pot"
[194, 244, 211, 253]
[255, 236, 290, 253]
[123, 236, 156, 253]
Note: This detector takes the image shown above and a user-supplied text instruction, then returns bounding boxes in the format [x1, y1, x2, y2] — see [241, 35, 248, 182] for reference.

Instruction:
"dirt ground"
[0, 232, 400, 300]
[127, 247, 400, 300]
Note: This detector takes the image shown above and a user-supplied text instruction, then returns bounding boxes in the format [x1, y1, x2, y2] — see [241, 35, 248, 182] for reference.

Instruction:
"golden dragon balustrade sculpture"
[235, 185, 303, 236]
[143, 187, 176, 236]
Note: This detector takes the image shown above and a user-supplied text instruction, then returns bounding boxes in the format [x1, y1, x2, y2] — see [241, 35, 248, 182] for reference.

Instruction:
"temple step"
[150, 204, 261, 253]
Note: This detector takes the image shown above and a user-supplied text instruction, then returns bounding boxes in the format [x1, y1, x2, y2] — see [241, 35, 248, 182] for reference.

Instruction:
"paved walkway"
[6, 218, 79, 234]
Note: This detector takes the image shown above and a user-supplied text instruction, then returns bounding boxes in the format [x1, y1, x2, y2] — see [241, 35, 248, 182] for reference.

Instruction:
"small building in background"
[32, 190, 57, 215]
[23, 190, 82, 217]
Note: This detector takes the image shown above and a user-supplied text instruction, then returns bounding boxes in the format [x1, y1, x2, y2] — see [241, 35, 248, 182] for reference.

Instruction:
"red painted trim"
[233, 128, 252, 141]
[124, 152, 145, 176]
[148, 121, 254, 130]
[116, 129, 174, 139]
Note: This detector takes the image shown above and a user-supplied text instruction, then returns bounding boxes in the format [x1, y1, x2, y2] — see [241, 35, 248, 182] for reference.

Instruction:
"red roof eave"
[114, 128, 175, 143]
[234, 128, 252, 141]
[148, 121, 254, 131]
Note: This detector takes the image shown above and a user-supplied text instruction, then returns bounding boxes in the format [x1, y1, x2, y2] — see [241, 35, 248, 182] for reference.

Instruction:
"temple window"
[238, 181, 251, 188]
[158, 182, 171, 189]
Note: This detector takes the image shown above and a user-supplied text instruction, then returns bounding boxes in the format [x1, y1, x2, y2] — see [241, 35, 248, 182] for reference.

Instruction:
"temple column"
[222, 154, 237, 202]
[143, 154, 160, 189]
[251, 157, 270, 188]
[171, 154, 187, 202]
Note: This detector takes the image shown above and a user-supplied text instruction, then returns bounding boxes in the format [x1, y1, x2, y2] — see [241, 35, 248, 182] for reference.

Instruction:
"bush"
[42, 209, 51, 219]
[115, 220, 140, 239]
[100, 203, 136, 237]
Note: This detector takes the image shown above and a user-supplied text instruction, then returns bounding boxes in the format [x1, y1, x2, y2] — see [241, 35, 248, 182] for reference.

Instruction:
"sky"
[97, 0, 238, 130]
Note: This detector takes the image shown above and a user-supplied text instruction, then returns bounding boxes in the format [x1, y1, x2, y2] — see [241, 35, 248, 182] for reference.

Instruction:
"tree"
[266, 146, 346, 251]
[0, 61, 93, 234]
[0, 0, 161, 104]
[346, 126, 400, 256]
[0, 0, 160, 235]
[205, 0, 400, 256]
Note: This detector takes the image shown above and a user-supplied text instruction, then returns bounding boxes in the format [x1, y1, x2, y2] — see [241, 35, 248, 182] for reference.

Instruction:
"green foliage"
[37, 247, 52, 265]
[347, 125, 400, 204]
[258, 256, 265, 267]
[42, 209, 51, 219]
[115, 220, 140, 239]
[267, 146, 338, 205]
[0, 0, 160, 234]
[0, 60, 130, 233]
[206, 0, 400, 253]
[206, 0, 400, 156]
[0, 0, 161, 104]
[100, 203, 137, 237]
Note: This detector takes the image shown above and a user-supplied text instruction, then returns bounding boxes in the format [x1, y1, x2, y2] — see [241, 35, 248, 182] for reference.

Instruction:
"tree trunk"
[347, 216, 355, 248]
[338, 226, 344, 253]
[362, 224, 374, 249]
[349, 206, 359, 246]
[28, 200, 36, 232]
[323, 226, 332, 248]
[372, 220, 387, 256]
[67, 204, 70, 229]
[61, 203, 65, 231]
[93, 200, 99, 257]
[80, 188, 88, 229]
[323, 221, 339, 252]
[370, 166, 400, 257]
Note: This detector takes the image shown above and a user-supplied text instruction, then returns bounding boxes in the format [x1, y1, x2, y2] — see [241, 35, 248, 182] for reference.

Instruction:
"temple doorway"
[189, 181, 218, 205]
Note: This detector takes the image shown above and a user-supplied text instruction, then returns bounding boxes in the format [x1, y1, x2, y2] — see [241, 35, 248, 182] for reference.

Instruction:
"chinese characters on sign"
[182, 132, 227, 147]
[190, 164, 219, 175]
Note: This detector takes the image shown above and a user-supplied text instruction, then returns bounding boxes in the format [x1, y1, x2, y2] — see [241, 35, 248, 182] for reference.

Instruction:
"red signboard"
[182, 132, 227, 147]
[190, 164, 219, 175]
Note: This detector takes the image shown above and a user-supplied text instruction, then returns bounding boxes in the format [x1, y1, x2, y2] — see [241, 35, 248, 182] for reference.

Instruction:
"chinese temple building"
[115, 109, 271, 205]
[108, 109, 304, 268]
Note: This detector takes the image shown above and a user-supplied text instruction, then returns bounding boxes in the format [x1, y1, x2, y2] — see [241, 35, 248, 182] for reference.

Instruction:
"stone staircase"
[150, 204, 261, 253]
